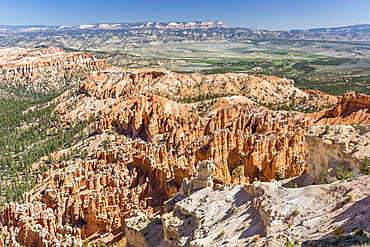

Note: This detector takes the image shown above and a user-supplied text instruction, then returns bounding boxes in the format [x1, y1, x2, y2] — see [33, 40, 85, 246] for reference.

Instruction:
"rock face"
[126, 177, 370, 247]
[305, 125, 370, 181]
[61, 68, 310, 185]
[126, 159, 216, 247]
[303, 92, 370, 125]
[77, 69, 309, 184]
[2, 153, 172, 246]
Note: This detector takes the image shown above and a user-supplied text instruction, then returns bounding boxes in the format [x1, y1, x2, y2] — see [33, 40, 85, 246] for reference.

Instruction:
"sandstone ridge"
[302, 92, 370, 125]
[0, 46, 110, 96]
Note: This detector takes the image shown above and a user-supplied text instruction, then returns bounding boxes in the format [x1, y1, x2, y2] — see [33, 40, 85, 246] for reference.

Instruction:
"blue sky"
[1, 0, 370, 30]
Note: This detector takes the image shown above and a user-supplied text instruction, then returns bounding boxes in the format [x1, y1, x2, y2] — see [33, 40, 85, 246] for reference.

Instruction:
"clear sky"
[1, 0, 369, 30]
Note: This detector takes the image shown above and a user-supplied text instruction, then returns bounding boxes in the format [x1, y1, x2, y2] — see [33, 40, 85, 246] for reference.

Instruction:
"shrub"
[199, 198, 204, 206]
[83, 239, 91, 247]
[361, 159, 370, 175]
[336, 164, 354, 180]
[293, 209, 301, 216]
[354, 229, 370, 237]
[252, 235, 260, 242]
[325, 125, 331, 133]
[334, 227, 343, 236]
[220, 230, 226, 237]
[289, 181, 298, 188]
[318, 170, 330, 184]
[230, 206, 238, 214]
[232, 167, 244, 184]
[284, 241, 297, 247]
[348, 195, 354, 201]
[275, 171, 284, 181]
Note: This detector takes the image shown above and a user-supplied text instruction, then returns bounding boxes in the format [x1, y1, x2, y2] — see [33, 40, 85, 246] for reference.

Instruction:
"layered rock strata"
[76, 67, 313, 105]
[126, 159, 215, 247]
[0, 46, 109, 81]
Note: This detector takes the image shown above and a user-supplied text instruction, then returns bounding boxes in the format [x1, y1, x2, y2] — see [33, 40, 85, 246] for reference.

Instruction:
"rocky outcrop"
[302, 92, 370, 125]
[60, 68, 310, 185]
[156, 21, 227, 29]
[305, 125, 370, 181]
[92, 94, 308, 184]
[179, 159, 215, 196]
[126, 177, 370, 247]
[125, 213, 163, 247]
[76, 67, 312, 105]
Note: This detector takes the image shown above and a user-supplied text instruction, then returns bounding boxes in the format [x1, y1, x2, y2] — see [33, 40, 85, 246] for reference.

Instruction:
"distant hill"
[308, 24, 370, 34]
[1, 21, 370, 45]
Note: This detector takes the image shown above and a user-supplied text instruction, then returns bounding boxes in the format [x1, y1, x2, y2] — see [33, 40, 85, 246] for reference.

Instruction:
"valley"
[2, 22, 370, 95]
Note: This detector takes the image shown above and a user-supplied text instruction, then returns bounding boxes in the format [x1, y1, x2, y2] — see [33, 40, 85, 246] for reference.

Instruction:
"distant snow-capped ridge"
[155, 21, 227, 29]
[0, 21, 229, 33]
[71, 21, 228, 30]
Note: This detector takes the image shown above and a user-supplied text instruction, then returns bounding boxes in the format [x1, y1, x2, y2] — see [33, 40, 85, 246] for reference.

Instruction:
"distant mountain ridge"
[2, 22, 370, 52]
[291, 24, 370, 34]
[0, 21, 228, 32]
[2, 22, 370, 33]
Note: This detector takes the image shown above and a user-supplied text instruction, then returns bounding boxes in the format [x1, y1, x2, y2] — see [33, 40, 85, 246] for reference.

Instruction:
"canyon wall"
[4, 50, 370, 245]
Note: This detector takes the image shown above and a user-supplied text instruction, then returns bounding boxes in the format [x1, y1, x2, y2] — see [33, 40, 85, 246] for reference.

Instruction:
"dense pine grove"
[0, 81, 92, 205]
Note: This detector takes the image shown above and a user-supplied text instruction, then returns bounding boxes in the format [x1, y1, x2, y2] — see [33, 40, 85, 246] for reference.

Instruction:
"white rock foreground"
[126, 166, 370, 247]
[126, 125, 370, 247]
[126, 177, 370, 247]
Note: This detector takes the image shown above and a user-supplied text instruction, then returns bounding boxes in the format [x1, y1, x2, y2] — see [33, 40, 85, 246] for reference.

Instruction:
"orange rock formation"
[0, 67, 310, 246]
[302, 92, 370, 125]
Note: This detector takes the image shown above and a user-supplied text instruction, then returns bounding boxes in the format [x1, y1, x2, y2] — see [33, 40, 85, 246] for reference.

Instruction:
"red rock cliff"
[301, 92, 370, 125]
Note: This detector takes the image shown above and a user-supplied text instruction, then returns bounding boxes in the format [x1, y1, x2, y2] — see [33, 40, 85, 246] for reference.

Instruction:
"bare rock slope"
[306, 124, 370, 181]
[126, 176, 370, 247]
